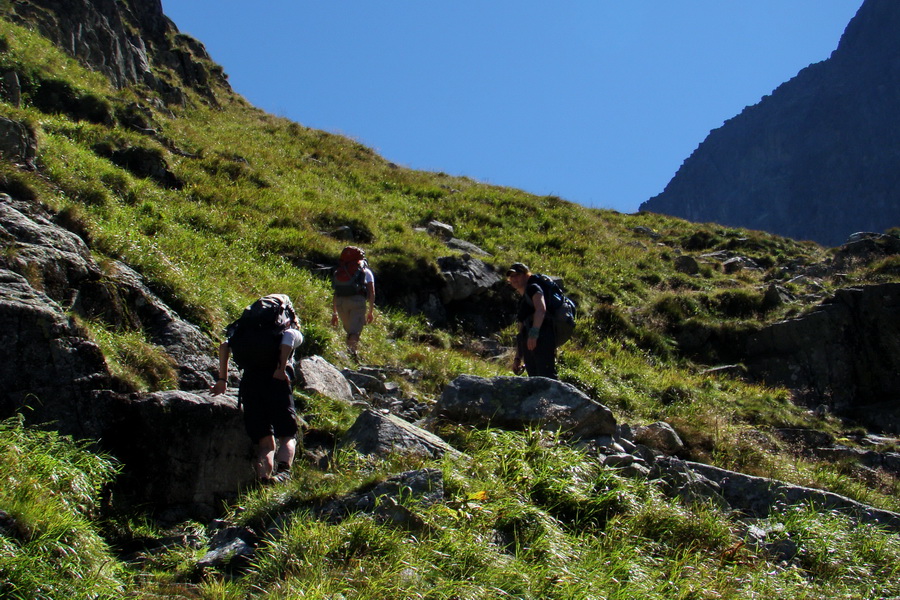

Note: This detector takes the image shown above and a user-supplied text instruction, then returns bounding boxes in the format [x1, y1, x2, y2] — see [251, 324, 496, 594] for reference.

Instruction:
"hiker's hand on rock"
[211, 379, 226, 395]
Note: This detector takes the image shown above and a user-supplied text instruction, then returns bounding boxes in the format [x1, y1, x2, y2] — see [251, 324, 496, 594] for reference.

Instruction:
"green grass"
[4, 391, 900, 599]
[0, 416, 125, 600]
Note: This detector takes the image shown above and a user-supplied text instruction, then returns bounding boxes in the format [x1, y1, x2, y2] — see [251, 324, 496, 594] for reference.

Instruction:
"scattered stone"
[437, 375, 617, 439]
[426, 220, 454, 240]
[722, 256, 760, 273]
[674, 255, 700, 275]
[762, 283, 794, 309]
[197, 525, 258, 572]
[633, 226, 660, 239]
[634, 422, 684, 455]
[340, 408, 462, 460]
[297, 356, 354, 403]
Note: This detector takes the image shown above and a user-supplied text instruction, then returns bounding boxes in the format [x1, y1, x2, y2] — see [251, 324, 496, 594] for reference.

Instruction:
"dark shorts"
[238, 372, 298, 443]
[517, 319, 558, 380]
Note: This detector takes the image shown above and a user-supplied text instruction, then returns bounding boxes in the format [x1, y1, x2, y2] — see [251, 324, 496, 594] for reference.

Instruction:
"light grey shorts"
[335, 295, 367, 336]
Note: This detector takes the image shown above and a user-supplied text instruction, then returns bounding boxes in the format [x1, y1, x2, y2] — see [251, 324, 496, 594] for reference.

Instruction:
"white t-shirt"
[281, 328, 304, 349]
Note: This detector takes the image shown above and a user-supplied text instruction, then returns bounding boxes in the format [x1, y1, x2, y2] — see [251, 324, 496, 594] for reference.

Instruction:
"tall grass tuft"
[0, 415, 124, 600]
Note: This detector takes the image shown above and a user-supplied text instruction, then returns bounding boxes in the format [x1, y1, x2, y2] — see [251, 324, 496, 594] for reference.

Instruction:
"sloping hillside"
[2, 1, 900, 598]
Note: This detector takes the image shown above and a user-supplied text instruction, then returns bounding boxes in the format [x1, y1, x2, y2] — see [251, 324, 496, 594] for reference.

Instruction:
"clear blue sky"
[161, 1, 863, 213]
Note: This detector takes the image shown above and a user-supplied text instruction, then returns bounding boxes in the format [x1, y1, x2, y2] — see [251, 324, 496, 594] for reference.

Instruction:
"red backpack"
[332, 246, 367, 297]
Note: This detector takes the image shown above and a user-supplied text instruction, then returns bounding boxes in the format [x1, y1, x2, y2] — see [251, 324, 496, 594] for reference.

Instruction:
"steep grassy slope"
[2, 11, 900, 599]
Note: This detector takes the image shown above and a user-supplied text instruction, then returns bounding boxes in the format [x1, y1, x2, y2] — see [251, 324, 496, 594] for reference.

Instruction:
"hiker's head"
[506, 263, 530, 277]
[506, 262, 530, 290]
[340, 246, 365, 264]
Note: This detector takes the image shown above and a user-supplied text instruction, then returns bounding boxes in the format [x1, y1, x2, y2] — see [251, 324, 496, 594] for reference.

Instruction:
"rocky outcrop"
[380, 252, 516, 337]
[0, 268, 113, 434]
[3, 0, 229, 101]
[1, 194, 217, 391]
[437, 255, 502, 304]
[655, 457, 900, 533]
[0, 117, 36, 167]
[0, 192, 235, 515]
[93, 389, 251, 520]
[340, 408, 462, 460]
[297, 355, 354, 404]
[0, 267, 251, 518]
[744, 283, 900, 430]
[640, 0, 900, 247]
[437, 375, 617, 439]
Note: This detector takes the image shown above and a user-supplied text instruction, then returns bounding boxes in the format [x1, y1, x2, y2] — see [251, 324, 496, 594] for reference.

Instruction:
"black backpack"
[526, 274, 577, 345]
[225, 294, 296, 373]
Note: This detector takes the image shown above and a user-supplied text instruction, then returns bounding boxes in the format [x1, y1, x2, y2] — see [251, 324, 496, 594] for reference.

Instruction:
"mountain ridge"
[640, 0, 900, 247]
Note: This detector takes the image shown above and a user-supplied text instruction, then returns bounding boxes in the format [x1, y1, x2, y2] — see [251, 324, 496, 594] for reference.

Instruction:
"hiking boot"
[270, 471, 291, 484]
[271, 461, 291, 483]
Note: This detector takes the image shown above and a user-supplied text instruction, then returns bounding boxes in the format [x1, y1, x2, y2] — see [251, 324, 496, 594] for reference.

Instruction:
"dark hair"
[506, 262, 530, 276]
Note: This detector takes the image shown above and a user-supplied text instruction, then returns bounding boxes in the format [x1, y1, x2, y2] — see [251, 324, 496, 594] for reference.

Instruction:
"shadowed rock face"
[0, 193, 233, 518]
[744, 282, 900, 431]
[3, 0, 228, 100]
[640, 0, 900, 247]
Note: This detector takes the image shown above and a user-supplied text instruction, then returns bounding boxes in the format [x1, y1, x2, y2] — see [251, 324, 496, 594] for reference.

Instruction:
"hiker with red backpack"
[211, 294, 303, 485]
[331, 246, 375, 361]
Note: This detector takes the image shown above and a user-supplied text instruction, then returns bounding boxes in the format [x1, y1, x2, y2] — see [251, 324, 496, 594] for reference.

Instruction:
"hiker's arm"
[273, 343, 293, 381]
[513, 332, 524, 374]
[365, 281, 376, 323]
[211, 342, 230, 395]
[527, 292, 547, 351]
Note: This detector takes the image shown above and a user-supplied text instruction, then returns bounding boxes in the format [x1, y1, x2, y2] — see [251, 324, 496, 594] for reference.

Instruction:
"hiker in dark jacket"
[211, 297, 303, 485]
[331, 246, 375, 360]
[506, 262, 558, 379]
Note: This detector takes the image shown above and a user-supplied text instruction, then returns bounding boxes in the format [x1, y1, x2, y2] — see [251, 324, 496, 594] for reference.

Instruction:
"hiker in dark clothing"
[211, 296, 303, 484]
[331, 246, 375, 360]
[506, 262, 558, 379]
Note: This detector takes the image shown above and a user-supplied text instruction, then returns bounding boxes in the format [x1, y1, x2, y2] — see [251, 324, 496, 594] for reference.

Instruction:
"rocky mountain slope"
[640, 0, 900, 247]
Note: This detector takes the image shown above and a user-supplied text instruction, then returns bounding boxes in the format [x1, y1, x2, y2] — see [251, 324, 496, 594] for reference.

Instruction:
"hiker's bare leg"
[347, 333, 361, 354]
[274, 435, 296, 470]
[254, 435, 277, 479]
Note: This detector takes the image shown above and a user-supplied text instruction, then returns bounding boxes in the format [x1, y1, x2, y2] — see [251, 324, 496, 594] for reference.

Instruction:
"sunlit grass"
[0, 416, 125, 600]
